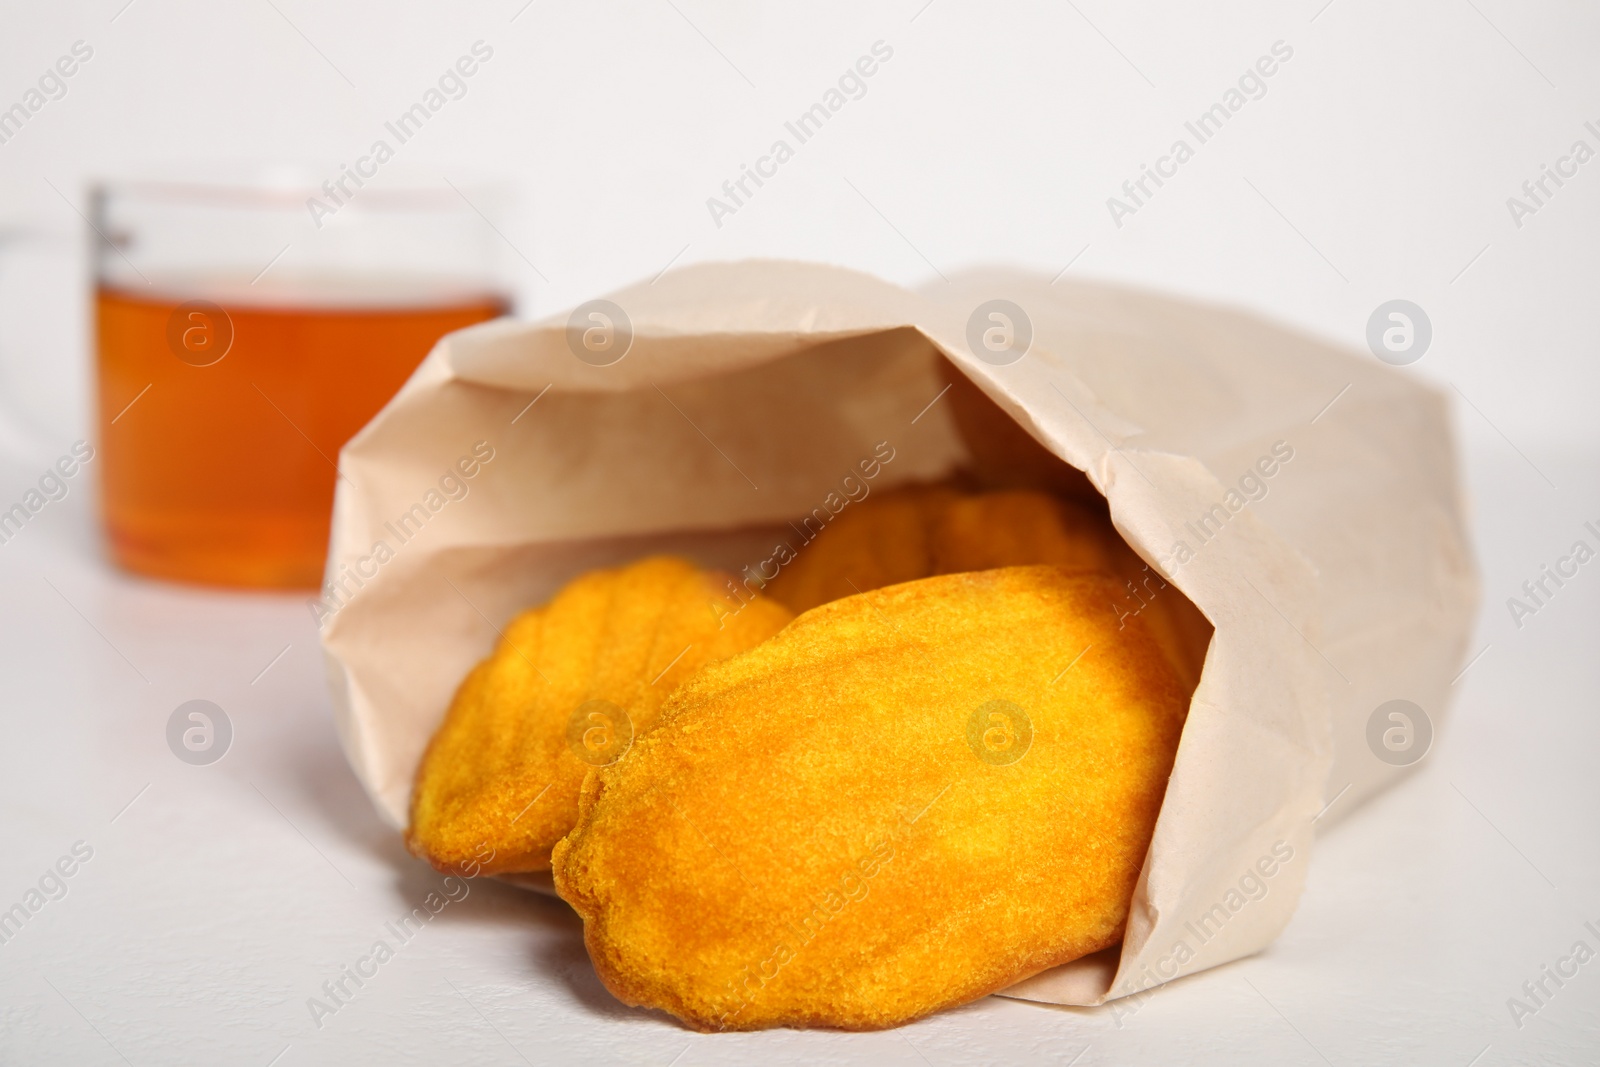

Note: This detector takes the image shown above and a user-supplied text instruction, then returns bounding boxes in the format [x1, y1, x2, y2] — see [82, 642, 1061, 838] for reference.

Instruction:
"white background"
[0, 1, 1596, 1064]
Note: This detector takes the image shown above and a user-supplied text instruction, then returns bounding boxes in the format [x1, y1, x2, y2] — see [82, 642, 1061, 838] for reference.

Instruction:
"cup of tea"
[91, 169, 513, 589]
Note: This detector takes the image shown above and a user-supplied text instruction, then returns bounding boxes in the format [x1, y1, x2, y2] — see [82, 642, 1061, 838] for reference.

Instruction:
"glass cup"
[92, 170, 512, 589]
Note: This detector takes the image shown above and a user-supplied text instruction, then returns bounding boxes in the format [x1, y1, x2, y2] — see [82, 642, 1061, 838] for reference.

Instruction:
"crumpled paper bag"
[317, 260, 1477, 1007]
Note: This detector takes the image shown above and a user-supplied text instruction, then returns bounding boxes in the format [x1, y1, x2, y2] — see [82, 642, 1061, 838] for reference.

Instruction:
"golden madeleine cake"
[763, 483, 960, 614]
[929, 488, 1112, 576]
[554, 565, 1190, 1030]
[407, 556, 793, 876]
[766, 485, 1111, 614]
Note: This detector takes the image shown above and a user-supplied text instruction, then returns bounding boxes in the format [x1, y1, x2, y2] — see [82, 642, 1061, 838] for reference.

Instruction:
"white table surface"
[0, 437, 1595, 1066]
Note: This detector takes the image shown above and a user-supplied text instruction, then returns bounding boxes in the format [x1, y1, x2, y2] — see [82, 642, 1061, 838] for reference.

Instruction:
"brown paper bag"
[317, 260, 1477, 1007]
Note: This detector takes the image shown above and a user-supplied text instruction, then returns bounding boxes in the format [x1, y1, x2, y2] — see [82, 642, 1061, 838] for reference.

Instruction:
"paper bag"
[317, 260, 1477, 1007]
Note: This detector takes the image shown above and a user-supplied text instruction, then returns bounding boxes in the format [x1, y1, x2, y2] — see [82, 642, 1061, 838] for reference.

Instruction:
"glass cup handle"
[0, 226, 84, 464]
